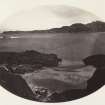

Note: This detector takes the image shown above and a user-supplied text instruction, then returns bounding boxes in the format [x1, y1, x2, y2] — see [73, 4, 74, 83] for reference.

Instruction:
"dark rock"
[83, 55, 105, 68]
[0, 69, 36, 100]
[0, 50, 61, 67]
[83, 55, 105, 92]
[10, 64, 42, 74]
[48, 89, 87, 102]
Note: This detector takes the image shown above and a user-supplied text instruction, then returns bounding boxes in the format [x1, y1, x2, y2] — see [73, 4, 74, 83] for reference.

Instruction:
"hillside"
[87, 21, 105, 32]
[1, 21, 105, 35]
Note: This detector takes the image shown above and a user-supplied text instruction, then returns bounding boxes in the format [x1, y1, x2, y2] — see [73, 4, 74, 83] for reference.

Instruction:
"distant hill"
[87, 21, 105, 32]
[2, 21, 105, 35]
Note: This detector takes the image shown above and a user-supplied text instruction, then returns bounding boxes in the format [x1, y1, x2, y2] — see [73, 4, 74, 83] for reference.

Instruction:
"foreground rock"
[0, 68, 36, 100]
[83, 55, 105, 68]
[0, 50, 62, 101]
[22, 65, 96, 102]
[1, 53, 104, 102]
[83, 55, 105, 92]
[0, 62, 96, 102]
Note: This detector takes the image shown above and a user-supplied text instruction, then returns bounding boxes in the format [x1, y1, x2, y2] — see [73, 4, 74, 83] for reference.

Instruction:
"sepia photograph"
[0, 4, 105, 102]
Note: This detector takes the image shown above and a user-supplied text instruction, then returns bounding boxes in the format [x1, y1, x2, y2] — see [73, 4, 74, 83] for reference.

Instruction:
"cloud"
[47, 6, 87, 18]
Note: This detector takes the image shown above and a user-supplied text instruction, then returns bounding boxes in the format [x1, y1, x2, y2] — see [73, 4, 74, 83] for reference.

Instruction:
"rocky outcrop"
[0, 68, 36, 100]
[9, 64, 42, 74]
[47, 54, 105, 102]
[83, 54, 105, 68]
[83, 55, 105, 92]
[0, 50, 62, 100]
[0, 50, 61, 67]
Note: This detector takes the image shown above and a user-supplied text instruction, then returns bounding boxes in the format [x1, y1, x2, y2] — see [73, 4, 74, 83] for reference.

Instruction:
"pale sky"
[0, 5, 99, 31]
[0, 0, 104, 31]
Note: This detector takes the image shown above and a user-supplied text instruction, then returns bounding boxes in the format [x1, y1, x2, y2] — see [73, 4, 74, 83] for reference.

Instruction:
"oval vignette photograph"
[0, 4, 105, 103]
